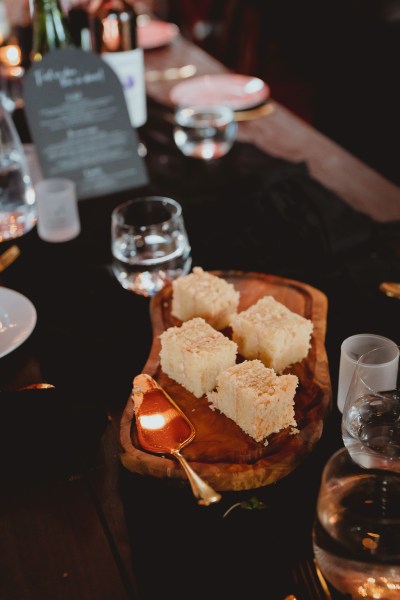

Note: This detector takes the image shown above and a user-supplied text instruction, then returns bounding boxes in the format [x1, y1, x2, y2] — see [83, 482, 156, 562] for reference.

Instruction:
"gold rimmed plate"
[169, 74, 270, 111]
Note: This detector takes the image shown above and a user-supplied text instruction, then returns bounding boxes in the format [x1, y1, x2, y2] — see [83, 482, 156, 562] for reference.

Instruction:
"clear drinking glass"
[337, 334, 397, 413]
[111, 195, 192, 297]
[313, 447, 400, 599]
[173, 105, 237, 160]
[35, 178, 81, 243]
[0, 103, 36, 242]
[342, 344, 400, 473]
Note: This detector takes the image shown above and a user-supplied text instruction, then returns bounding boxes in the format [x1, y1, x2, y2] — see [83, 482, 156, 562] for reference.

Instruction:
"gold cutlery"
[0, 245, 20, 273]
[132, 373, 221, 506]
[234, 102, 275, 122]
[145, 64, 197, 83]
[19, 383, 55, 390]
[379, 282, 400, 300]
[292, 558, 332, 600]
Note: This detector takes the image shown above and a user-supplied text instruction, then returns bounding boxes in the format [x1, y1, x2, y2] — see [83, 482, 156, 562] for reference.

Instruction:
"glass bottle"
[31, 0, 72, 62]
[88, 0, 147, 128]
[68, 7, 91, 51]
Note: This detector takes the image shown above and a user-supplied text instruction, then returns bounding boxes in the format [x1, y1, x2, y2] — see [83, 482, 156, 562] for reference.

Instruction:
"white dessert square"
[171, 267, 240, 330]
[159, 317, 237, 398]
[207, 359, 298, 443]
[230, 295, 313, 373]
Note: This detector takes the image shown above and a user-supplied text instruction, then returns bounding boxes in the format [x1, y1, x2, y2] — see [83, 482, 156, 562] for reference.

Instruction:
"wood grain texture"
[120, 271, 332, 491]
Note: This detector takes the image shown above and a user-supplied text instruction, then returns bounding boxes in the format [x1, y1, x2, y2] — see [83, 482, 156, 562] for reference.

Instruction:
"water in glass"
[313, 447, 400, 599]
[342, 345, 400, 473]
[173, 105, 237, 160]
[111, 196, 191, 296]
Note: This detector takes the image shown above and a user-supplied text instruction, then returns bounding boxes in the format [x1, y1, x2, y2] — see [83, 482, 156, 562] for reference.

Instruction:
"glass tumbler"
[173, 105, 237, 160]
[111, 196, 192, 297]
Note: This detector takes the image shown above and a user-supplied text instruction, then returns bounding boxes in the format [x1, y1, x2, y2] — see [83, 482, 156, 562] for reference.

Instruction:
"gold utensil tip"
[380, 282, 400, 299]
[0, 245, 20, 272]
[19, 383, 56, 390]
[292, 558, 332, 600]
[145, 64, 197, 83]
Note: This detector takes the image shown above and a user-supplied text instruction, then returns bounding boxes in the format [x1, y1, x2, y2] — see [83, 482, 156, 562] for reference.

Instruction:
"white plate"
[137, 19, 179, 50]
[170, 74, 270, 111]
[0, 288, 37, 358]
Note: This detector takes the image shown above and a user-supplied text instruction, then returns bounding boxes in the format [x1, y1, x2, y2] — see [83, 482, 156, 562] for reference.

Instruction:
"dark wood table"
[0, 34, 399, 600]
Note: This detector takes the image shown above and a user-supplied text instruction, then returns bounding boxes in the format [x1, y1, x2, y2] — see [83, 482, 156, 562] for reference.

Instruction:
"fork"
[291, 557, 333, 600]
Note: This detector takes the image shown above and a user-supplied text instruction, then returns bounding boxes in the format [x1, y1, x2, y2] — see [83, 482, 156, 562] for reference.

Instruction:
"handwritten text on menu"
[24, 47, 148, 200]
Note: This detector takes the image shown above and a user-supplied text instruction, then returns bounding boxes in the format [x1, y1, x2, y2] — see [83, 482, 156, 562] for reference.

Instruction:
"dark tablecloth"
[3, 100, 400, 600]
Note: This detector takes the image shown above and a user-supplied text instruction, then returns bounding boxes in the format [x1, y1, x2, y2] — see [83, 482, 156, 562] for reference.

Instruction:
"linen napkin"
[140, 98, 386, 279]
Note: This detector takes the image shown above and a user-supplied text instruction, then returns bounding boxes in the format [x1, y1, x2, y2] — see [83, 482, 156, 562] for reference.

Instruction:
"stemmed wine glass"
[342, 344, 400, 473]
[313, 344, 400, 598]
[313, 446, 400, 599]
[0, 102, 36, 242]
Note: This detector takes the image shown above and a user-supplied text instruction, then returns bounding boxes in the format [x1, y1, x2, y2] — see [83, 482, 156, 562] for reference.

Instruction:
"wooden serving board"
[120, 271, 332, 491]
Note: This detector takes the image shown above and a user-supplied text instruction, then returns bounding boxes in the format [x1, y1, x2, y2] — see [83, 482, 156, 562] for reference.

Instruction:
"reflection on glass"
[313, 447, 400, 599]
[0, 103, 36, 242]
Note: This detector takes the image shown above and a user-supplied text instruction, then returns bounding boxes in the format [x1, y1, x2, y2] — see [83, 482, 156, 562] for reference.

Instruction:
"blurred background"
[1, 0, 399, 185]
[162, 0, 400, 186]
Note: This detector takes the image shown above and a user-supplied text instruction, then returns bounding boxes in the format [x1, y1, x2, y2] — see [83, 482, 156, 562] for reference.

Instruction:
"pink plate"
[169, 74, 270, 111]
[137, 19, 179, 50]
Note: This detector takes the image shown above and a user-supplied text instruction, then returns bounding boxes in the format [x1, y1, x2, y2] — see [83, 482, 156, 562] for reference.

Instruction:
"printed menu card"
[24, 47, 149, 200]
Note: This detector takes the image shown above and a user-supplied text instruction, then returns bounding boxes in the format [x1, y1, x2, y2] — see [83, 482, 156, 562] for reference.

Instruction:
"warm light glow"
[388, 582, 400, 590]
[139, 413, 167, 430]
[362, 535, 379, 550]
[102, 17, 120, 51]
[138, 407, 178, 431]
[0, 45, 21, 67]
[357, 576, 400, 598]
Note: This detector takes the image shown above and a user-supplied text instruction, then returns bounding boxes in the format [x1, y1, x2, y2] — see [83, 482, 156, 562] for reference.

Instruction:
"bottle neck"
[89, 0, 137, 54]
[33, 0, 67, 13]
[31, 0, 72, 61]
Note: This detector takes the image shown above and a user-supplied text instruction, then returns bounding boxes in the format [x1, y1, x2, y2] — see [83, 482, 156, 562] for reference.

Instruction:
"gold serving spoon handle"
[379, 282, 400, 300]
[133, 374, 221, 506]
[170, 448, 221, 506]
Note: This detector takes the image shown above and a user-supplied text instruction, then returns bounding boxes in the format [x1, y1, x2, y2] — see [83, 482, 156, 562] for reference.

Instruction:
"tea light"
[0, 45, 22, 67]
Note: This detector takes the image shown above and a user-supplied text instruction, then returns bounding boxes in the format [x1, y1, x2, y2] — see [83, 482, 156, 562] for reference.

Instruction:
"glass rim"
[321, 449, 400, 526]
[356, 343, 399, 366]
[354, 343, 399, 396]
[174, 104, 235, 126]
[341, 334, 397, 363]
[111, 196, 183, 229]
[35, 177, 75, 194]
